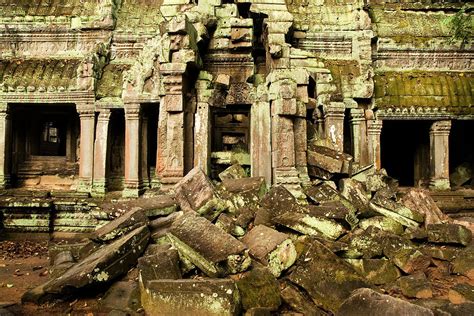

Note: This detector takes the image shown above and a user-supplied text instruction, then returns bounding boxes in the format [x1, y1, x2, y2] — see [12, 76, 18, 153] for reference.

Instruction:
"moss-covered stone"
[236, 267, 281, 312]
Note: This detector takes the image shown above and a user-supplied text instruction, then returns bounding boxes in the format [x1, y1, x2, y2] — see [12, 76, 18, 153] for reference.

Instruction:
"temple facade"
[0, 0, 472, 198]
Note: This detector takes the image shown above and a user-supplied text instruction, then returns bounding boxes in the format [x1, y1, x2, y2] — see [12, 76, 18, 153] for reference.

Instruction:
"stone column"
[429, 120, 451, 190]
[251, 98, 272, 186]
[0, 103, 11, 189]
[140, 113, 150, 188]
[124, 105, 142, 197]
[77, 106, 95, 193]
[367, 119, 383, 170]
[194, 101, 211, 175]
[349, 108, 365, 164]
[323, 102, 345, 151]
[92, 109, 111, 197]
[156, 64, 187, 186]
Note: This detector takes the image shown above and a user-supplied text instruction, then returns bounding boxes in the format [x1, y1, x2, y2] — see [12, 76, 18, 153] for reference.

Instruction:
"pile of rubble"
[20, 148, 474, 315]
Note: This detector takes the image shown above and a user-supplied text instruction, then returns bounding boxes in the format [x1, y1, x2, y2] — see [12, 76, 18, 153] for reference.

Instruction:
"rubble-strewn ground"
[1, 163, 474, 315]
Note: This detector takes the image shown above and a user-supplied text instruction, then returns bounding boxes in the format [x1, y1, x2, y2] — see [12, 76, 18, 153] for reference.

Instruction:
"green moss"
[96, 64, 130, 99]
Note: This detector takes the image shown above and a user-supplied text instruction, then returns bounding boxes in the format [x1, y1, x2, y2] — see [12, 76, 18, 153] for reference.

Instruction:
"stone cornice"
[0, 91, 95, 103]
[376, 106, 474, 120]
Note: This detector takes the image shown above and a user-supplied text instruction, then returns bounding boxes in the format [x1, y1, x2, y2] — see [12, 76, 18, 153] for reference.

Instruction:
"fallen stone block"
[260, 185, 302, 217]
[92, 207, 148, 242]
[420, 245, 459, 262]
[358, 216, 404, 235]
[168, 212, 250, 277]
[336, 288, 434, 316]
[49, 250, 75, 278]
[346, 259, 401, 285]
[437, 301, 474, 315]
[23, 225, 150, 303]
[400, 189, 451, 226]
[138, 248, 182, 287]
[280, 282, 326, 316]
[304, 183, 358, 218]
[141, 279, 240, 316]
[391, 248, 431, 275]
[274, 211, 346, 241]
[452, 248, 474, 280]
[450, 162, 472, 187]
[398, 273, 433, 299]
[427, 223, 472, 246]
[100, 281, 141, 315]
[219, 164, 248, 181]
[149, 211, 183, 241]
[241, 225, 296, 277]
[343, 227, 387, 259]
[288, 239, 368, 313]
[339, 178, 371, 214]
[369, 199, 422, 229]
[308, 165, 333, 180]
[216, 213, 245, 237]
[307, 145, 353, 174]
[222, 177, 267, 210]
[236, 267, 281, 312]
[365, 171, 399, 193]
[449, 283, 474, 304]
[174, 167, 228, 220]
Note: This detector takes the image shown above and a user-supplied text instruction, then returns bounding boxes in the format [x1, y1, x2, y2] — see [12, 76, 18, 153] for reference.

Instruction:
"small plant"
[444, 6, 472, 48]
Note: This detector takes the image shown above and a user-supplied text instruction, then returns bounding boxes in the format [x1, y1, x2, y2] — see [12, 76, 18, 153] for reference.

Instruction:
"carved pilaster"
[323, 102, 345, 152]
[429, 120, 451, 190]
[92, 109, 111, 197]
[367, 119, 383, 170]
[0, 103, 11, 189]
[123, 105, 142, 197]
[349, 108, 366, 164]
[77, 105, 95, 193]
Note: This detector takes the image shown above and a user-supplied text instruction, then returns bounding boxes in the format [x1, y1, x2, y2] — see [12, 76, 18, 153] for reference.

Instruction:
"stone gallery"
[0, 0, 473, 315]
[0, 0, 471, 197]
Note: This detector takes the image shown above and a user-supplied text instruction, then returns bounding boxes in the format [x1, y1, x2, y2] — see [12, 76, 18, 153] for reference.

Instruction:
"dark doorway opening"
[450, 120, 474, 188]
[381, 120, 431, 187]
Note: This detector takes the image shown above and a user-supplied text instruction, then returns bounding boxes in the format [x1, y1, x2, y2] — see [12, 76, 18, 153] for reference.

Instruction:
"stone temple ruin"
[0, 0, 473, 315]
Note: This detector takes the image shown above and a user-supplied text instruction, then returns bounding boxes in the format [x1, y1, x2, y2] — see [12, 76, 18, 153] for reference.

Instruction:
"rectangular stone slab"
[168, 212, 250, 277]
[92, 207, 148, 242]
[141, 279, 240, 316]
[241, 225, 296, 277]
[307, 145, 353, 174]
[23, 225, 150, 303]
[288, 239, 367, 313]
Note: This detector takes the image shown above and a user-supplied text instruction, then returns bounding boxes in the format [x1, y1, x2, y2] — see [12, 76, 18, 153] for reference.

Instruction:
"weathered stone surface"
[339, 178, 370, 214]
[369, 199, 422, 228]
[401, 189, 451, 226]
[346, 259, 401, 285]
[241, 225, 296, 277]
[427, 224, 472, 246]
[174, 167, 228, 220]
[100, 281, 141, 314]
[398, 273, 433, 299]
[168, 212, 250, 277]
[307, 145, 353, 174]
[138, 249, 182, 286]
[216, 213, 245, 237]
[358, 216, 404, 235]
[92, 207, 148, 242]
[365, 171, 399, 193]
[280, 283, 326, 316]
[304, 183, 357, 217]
[23, 225, 150, 303]
[336, 288, 434, 316]
[391, 248, 431, 275]
[274, 211, 346, 241]
[452, 248, 474, 280]
[222, 177, 267, 209]
[141, 279, 240, 316]
[236, 267, 281, 312]
[289, 239, 368, 313]
[260, 185, 301, 217]
[448, 283, 474, 304]
[219, 164, 248, 181]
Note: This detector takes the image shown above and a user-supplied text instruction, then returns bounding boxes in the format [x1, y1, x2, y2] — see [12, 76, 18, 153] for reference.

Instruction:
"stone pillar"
[194, 101, 211, 175]
[323, 102, 345, 151]
[140, 113, 150, 188]
[349, 108, 365, 164]
[156, 64, 187, 186]
[367, 119, 383, 170]
[251, 97, 272, 186]
[0, 103, 11, 189]
[124, 105, 142, 197]
[429, 120, 451, 190]
[77, 106, 95, 193]
[92, 109, 111, 197]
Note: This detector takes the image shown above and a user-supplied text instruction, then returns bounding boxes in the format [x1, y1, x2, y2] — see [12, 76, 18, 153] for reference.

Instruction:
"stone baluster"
[92, 109, 111, 197]
[77, 105, 96, 193]
[367, 119, 383, 170]
[0, 103, 11, 189]
[124, 105, 142, 197]
[323, 102, 345, 152]
[429, 120, 451, 190]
